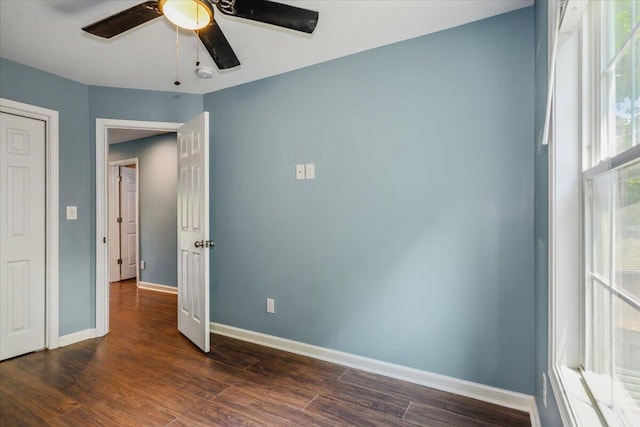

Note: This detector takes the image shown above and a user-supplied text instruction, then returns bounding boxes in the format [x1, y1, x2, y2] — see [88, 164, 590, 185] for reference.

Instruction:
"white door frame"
[96, 119, 181, 337]
[108, 159, 139, 284]
[0, 98, 59, 350]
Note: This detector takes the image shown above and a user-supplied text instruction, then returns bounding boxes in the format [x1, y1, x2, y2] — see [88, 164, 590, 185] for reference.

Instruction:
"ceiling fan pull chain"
[195, 5, 200, 66]
[196, 30, 200, 66]
[175, 26, 181, 86]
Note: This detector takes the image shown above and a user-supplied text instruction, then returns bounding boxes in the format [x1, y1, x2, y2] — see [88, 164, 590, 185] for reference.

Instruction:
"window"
[603, 1, 640, 159]
[584, 163, 640, 425]
[582, 1, 640, 425]
[550, 1, 640, 426]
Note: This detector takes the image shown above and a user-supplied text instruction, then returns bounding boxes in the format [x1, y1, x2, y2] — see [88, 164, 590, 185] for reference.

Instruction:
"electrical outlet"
[542, 373, 548, 408]
[295, 164, 305, 180]
[266, 298, 275, 314]
[140, 260, 145, 270]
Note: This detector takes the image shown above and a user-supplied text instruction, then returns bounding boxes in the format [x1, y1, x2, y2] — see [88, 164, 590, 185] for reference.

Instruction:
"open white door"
[177, 112, 211, 353]
[119, 166, 137, 280]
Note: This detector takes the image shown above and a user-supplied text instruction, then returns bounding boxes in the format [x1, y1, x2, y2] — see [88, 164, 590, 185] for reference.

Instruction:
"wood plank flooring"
[0, 280, 531, 426]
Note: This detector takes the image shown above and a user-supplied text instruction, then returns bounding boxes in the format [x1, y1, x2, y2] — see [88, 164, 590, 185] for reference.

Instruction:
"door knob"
[194, 240, 215, 248]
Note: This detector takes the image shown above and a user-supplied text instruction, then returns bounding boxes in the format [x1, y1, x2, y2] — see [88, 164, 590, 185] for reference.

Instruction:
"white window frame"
[549, 1, 640, 425]
[548, 1, 592, 423]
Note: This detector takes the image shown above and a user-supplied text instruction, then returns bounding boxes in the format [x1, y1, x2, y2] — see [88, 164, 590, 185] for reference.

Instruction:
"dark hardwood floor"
[0, 280, 531, 426]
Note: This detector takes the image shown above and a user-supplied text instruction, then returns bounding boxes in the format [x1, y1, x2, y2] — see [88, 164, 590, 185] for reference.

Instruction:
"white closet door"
[0, 112, 45, 361]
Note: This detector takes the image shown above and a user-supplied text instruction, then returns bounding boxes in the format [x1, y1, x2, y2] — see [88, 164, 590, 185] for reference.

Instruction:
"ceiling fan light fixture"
[158, 0, 212, 31]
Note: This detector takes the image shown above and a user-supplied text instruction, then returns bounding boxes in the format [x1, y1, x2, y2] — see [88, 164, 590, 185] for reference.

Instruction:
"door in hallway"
[119, 166, 137, 280]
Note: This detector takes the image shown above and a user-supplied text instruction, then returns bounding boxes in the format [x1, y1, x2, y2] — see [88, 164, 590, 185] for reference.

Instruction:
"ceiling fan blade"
[82, 1, 162, 39]
[217, 0, 318, 34]
[198, 19, 241, 70]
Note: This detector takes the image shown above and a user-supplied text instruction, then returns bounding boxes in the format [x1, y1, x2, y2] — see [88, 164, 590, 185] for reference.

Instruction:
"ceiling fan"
[82, 0, 319, 70]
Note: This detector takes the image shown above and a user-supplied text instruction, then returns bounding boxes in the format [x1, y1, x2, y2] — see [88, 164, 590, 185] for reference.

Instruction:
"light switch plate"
[305, 163, 315, 179]
[66, 206, 77, 220]
[295, 164, 305, 180]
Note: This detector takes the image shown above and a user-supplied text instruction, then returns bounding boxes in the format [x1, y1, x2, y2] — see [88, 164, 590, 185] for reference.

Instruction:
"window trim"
[547, 1, 595, 426]
[548, 1, 640, 425]
[548, 28, 584, 427]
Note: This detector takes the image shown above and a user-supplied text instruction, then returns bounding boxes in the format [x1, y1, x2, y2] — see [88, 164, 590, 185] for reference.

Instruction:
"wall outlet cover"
[305, 163, 315, 179]
[66, 206, 78, 220]
[295, 164, 305, 180]
[267, 298, 275, 314]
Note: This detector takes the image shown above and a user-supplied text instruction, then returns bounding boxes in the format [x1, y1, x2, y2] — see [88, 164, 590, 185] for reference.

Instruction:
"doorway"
[96, 114, 212, 353]
[96, 119, 181, 337]
[108, 159, 139, 285]
[0, 98, 59, 357]
[107, 131, 180, 295]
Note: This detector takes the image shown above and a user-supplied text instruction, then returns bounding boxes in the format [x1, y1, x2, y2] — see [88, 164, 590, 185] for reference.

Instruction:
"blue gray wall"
[204, 8, 535, 394]
[108, 133, 178, 287]
[0, 57, 92, 336]
[534, 0, 563, 424]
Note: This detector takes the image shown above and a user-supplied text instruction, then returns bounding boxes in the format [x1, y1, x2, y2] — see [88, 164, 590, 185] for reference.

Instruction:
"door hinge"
[117, 217, 122, 223]
[117, 176, 122, 182]
[117, 259, 123, 265]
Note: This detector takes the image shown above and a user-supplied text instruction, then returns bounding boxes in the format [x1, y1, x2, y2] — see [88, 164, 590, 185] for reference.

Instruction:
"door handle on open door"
[194, 240, 215, 248]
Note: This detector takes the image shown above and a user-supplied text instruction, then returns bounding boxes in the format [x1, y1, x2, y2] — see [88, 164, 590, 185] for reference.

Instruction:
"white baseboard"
[138, 281, 178, 294]
[530, 402, 542, 427]
[211, 322, 540, 427]
[58, 328, 96, 347]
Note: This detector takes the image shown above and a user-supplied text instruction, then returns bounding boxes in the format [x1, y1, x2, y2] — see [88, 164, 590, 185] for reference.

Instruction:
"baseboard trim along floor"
[211, 322, 541, 427]
[137, 281, 178, 294]
[59, 328, 96, 347]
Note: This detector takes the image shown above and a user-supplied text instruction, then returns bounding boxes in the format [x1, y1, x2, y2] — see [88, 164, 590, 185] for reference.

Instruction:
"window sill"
[551, 366, 604, 427]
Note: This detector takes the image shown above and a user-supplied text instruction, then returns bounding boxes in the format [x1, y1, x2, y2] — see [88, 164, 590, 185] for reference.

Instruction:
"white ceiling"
[0, 0, 533, 95]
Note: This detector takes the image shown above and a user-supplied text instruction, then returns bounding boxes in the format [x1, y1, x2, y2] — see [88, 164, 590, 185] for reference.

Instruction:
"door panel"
[0, 112, 45, 361]
[177, 112, 210, 353]
[8, 167, 29, 236]
[7, 261, 29, 332]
